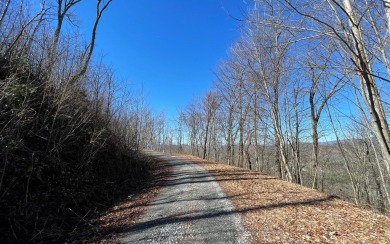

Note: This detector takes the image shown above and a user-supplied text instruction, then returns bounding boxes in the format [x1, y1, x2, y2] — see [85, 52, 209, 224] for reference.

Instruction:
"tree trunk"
[311, 119, 319, 189]
[226, 107, 233, 165]
[383, 0, 390, 35]
[310, 80, 319, 188]
[238, 118, 244, 168]
[203, 122, 209, 160]
[342, 0, 390, 173]
[275, 133, 282, 178]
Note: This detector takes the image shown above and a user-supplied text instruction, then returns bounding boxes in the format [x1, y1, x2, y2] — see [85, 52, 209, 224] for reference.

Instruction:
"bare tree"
[383, 0, 390, 34]
[201, 91, 219, 159]
[284, 0, 390, 179]
[245, 2, 295, 181]
[306, 48, 346, 188]
[214, 60, 240, 165]
[47, 0, 112, 84]
[176, 112, 185, 153]
[0, 0, 11, 29]
[173, 0, 390, 213]
[182, 99, 203, 156]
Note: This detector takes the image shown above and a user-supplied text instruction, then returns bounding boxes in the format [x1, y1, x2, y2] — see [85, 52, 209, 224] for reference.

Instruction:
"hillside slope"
[0, 55, 150, 242]
[177, 154, 390, 243]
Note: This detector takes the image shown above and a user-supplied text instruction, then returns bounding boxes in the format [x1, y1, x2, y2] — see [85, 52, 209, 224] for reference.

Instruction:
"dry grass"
[175, 154, 390, 243]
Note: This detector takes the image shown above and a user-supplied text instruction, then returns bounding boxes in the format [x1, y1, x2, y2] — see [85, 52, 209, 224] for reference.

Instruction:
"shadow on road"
[100, 153, 337, 240]
[107, 194, 335, 237]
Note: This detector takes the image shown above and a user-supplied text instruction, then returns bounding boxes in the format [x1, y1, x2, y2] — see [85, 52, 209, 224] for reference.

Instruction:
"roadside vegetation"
[159, 0, 390, 214]
[178, 154, 390, 243]
[0, 1, 164, 242]
[2, 0, 390, 241]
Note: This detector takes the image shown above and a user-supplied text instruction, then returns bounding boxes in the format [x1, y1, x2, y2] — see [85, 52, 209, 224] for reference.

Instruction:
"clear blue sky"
[74, 1, 249, 121]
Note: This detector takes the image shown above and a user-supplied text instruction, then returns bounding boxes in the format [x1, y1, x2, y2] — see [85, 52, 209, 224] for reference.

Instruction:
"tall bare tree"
[306, 48, 346, 188]
[201, 91, 219, 159]
[245, 2, 295, 181]
[284, 0, 390, 178]
[47, 0, 112, 84]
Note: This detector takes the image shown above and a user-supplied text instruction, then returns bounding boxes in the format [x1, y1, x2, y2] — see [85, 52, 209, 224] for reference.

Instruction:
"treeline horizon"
[2, 0, 390, 241]
[145, 0, 390, 214]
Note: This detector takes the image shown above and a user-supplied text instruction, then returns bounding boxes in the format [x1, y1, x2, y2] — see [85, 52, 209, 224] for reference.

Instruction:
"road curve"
[121, 152, 248, 244]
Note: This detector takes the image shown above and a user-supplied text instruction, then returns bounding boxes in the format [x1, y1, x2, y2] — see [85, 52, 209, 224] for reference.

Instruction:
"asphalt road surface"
[121, 152, 248, 243]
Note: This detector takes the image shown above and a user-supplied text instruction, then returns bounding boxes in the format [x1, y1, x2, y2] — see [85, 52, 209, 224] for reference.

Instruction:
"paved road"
[122, 152, 248, 244]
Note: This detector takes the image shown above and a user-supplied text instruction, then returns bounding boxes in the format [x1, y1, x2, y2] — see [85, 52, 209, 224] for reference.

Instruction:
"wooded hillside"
[169, 0, 390, 214]
[0, 1, 162, 242]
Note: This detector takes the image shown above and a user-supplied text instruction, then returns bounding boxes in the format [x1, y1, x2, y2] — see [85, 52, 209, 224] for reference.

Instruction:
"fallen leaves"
[87, 158, 172, 243]
[175, 154, 390, 243]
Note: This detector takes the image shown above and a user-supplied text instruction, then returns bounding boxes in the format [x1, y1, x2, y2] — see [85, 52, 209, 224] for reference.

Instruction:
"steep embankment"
[177, 154, 390, 243]
[0, 58, 151, 242]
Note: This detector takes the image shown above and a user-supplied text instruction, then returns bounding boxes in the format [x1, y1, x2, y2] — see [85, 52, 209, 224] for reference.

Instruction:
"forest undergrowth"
[0, 56, 153, 242]
[0, 1, 155, 242]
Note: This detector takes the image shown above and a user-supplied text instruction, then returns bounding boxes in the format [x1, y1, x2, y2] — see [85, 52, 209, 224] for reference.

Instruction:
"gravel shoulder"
[121, 152, 248, 243]
[93, 152, 390, 243]
[176, 154, 390, 243]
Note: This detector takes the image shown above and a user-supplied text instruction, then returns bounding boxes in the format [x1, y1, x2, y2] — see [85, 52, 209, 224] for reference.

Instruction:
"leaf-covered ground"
[87, 156, 172, 243]
[91, 153, 390, 243]
[175, 154, 390, 243]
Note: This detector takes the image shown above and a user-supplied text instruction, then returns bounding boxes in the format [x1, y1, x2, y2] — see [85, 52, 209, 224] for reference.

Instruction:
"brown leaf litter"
[175, 154, 390, 243]
[90, 153, 390, 243]
[87, 156, 172, 243]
